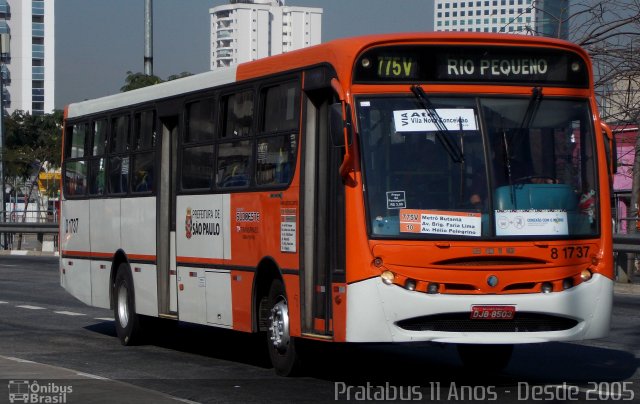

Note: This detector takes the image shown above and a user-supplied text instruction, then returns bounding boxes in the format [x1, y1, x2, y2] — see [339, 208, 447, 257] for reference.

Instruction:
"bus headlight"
[427, 282, 440, 294]
[541, 282, 553, 294]
[404, 278, 417, 291]
[562, 278, 574, 290]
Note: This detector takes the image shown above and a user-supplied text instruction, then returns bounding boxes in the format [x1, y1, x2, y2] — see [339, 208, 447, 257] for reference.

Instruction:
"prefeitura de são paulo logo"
[185, 207, 193, 239]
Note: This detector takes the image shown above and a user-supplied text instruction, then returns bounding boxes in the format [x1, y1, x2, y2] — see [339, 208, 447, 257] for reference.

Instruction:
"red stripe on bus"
[61, 250, 156, 262]
[176, 256, 226, 266]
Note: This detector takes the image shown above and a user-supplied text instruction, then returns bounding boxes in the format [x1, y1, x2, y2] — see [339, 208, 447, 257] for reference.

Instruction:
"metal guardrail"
[613, 234, 640, 284]
[0, 222, 58, 234]
[613, 234, 640, 253]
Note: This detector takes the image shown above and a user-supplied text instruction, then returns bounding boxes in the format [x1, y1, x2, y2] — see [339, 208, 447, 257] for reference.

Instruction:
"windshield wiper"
[503, 87, 543, 207]
[411, 84, 464, 163]
[517, 86, 543, 137]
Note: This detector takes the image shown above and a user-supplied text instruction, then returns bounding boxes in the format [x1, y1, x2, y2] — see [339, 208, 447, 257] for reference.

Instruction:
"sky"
[54, 0, 434, 109]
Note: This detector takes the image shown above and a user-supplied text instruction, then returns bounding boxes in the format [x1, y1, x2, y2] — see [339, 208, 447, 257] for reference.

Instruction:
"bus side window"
[256, 81, 300, 186]
[108, 115, 131, 194]
[88, 119, 107, 196]
[181, 101, 215, 190]
[132, 110, 157, 194]
[217, 91, 254, 188]
[63, 123, 89, 197]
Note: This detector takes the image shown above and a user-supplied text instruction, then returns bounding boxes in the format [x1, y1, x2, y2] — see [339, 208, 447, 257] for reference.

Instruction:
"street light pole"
[0, 32, 7, 250]
[144, 0, 153, 76]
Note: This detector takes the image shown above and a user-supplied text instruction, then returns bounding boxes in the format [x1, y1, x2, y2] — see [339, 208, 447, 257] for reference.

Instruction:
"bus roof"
[66, 32, 590, 119]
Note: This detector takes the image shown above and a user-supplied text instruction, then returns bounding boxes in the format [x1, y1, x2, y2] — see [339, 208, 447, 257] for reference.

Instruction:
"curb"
[613, 282, 640, 295]
[0, 250, 59, 256]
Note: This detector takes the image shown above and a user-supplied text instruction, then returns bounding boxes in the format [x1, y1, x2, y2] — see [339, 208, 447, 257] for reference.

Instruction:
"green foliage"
[120, 70, 164, 92]
[121, 71, 193, 92]
[167, 72, 193, 81]
[3, 110, 63, 180]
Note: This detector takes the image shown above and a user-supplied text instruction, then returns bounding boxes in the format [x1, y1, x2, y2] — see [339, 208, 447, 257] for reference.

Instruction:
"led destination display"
[354, 45, 589, 87]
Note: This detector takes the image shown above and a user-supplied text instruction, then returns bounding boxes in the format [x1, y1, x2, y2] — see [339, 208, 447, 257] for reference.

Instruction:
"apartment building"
[0, 0, 55, 115]
[433, 0, 568, 39]
[210, 0, 322, 70]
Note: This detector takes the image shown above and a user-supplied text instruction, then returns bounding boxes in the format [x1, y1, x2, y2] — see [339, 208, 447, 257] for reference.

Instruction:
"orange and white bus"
[61, 33, 615, 375]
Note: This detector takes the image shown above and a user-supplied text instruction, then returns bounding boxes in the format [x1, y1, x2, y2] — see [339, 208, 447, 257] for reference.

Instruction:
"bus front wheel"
[114, 263, 143, 346]
[266, 278, 301, 376]
[457, 344, 513, 372]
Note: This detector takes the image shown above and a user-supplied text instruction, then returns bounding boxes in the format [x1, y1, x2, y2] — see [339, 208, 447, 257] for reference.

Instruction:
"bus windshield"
[357, 95, 599, 239]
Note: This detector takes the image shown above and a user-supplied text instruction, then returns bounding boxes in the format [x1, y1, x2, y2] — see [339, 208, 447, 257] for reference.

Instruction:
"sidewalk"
[613, 281, 640, 295]
[0, 356, 196, 404]
[0, 250, 58, 256]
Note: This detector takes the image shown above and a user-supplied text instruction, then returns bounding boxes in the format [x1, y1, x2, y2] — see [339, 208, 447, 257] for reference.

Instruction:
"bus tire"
[266, 278, 301, 376]
[114, 263, 143, 346]
[457, 344, 513, 372]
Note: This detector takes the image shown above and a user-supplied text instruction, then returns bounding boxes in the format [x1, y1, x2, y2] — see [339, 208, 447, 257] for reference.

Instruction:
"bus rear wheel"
[266, 279, 301, 376]
[114, 263, 143, 346]
[457, 344, 513, 372]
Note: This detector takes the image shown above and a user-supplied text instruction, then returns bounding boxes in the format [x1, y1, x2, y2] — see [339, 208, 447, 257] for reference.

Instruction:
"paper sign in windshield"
[399, 209, 482, 237]
[394, 109, 477, 132]
[386, 191, 407, 209]
[495, 210, 568, 236]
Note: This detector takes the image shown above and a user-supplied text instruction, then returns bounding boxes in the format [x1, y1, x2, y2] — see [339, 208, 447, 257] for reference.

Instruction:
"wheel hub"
[268, 300, 290, 351]
[117, 284, 129, 328]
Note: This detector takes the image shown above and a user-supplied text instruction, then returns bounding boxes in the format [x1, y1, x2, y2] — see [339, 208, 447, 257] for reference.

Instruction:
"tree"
[167, 71, 193, 81]
[3, 110, 62, 180]
[568, 0, 640, 124]
[120, 71, 193, 92]
[120, 70, 164, 92]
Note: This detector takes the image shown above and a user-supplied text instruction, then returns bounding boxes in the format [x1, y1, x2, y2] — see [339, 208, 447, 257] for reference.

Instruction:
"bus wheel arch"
[253, 258, 302, 376]
[109, 249, 129, 310]
[112, 258, 145, 346]
[253, 257, 283, 332]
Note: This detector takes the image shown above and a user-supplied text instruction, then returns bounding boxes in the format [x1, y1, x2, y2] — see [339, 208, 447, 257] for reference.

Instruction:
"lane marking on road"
[16, 305, 46, 310]
[1, 355, 201, 404]
[75, 371, 108, 380]
[3, 356, 35, 364]
[54, 311, 86, 316]
[95, 317, 115, 321]
[0, 301, 8, 304]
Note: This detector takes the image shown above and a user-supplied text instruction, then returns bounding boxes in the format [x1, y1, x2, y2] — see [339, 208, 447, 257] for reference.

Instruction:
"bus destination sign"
[354, 45, 589, 88]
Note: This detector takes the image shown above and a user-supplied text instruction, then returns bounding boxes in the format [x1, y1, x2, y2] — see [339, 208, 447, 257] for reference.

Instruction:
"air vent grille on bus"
[396, 313, 578, 333]
[432, 257, 546, 266]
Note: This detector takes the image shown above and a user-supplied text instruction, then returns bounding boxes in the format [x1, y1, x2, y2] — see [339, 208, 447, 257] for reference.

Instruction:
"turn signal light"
[581, 269, 593, 281]
[380, 270, 395, 285]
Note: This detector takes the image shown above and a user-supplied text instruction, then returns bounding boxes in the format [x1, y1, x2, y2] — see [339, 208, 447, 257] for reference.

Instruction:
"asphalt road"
[0, 255, 639, 403]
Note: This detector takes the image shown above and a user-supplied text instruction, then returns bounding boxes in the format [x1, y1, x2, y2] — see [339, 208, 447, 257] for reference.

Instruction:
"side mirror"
[329, 102, 353, 148]
[330, 103, 344, 147]
[601, 122, 617, 175]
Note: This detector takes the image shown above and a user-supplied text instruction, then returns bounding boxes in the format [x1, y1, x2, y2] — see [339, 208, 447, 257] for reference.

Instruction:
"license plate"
[470, 305, 515, 320]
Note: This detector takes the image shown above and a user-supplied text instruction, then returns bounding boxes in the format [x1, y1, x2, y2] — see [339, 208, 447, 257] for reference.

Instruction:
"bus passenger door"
[157, 115, 179, 315]
[301, 85, 346, 337]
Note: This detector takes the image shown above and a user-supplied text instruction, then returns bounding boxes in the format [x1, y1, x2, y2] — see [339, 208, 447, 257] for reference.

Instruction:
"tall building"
[0, 0, 55, 115]
[433, 0, 569, 39]
[210, 0, 322, 70]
